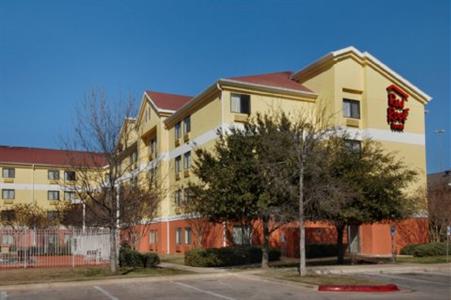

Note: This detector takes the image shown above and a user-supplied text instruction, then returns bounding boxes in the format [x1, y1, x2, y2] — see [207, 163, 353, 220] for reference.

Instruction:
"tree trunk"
[336, 224, 345, 265]
[261, 217, 270, 268]
[110, 227, 118, 273]
[298, 154, 307, 276]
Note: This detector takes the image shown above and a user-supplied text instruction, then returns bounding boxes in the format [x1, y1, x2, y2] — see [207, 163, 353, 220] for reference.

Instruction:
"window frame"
[175, 122, 181, 140]
[175, 156, 182, 174]
[64, 191, 76, 201]
[149, 230, 158, 244]
[64, 171, 76, 181]
[175, 227, 183, 244]
[230, 93, 251, 114]
[183, 116, 191, 134]
[184, 151, 191, 170]
[342, 99, 360, 119]
[344, 139, 362, 154]
[2, 168, 15, 178]
[48, 169, 60, 180]
[185, 227, 192, 245]
[48, 190, 60, 201]
[2, 189, 15, 200]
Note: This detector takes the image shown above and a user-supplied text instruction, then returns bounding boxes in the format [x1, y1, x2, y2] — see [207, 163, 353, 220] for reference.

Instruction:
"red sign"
[386, 85, 409, 132]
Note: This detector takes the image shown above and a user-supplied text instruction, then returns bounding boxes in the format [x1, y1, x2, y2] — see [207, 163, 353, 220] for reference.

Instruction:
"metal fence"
[0, 228, 111, 269]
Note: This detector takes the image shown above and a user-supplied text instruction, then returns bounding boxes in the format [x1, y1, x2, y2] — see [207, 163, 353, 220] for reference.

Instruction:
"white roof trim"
[292, 46, 432, 102]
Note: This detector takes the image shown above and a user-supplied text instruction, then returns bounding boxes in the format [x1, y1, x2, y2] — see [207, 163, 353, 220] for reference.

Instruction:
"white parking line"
[93, 286, 119, 300]
[172, 281, 237, 300]
[0, 291, 7, 300]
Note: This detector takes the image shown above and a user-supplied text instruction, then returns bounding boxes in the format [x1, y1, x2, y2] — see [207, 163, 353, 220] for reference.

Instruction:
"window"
[48, 170, 60, 180]
[175, 156, 182, 175]
[231, 94, 251, 114]
[343, 99, 360, 119]
[184, 188, 192, 203]
[175, 189, 183, 207]
[184, 152, 191, 170]
[149, 139, 157, 156]
[64, 191, 76, 201]
[344, 140, 362, 154]
[48, 191, 60, 201]
[183, 116, 191, 134]
[232, 226, 251, 245]
[149, 231, 158, 244]
[47, 212, 58, 222]
[64, 171, 76, 181]
[2, 168, 15, 178]
[2, 189, 15, 200]
[175, 122, 181, 140]
[131, 152, 138, 168]
[176, 227, 183, 244]
[0, 210, 15, 222]
[185, 227, 192, 245]
[1, 234, 14, 245]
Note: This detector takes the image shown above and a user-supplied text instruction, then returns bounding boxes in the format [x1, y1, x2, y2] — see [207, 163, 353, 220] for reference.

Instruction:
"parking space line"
[94, 286, 119, 300]
[0, 291, 7, 300]
[172, 281, 237, 300]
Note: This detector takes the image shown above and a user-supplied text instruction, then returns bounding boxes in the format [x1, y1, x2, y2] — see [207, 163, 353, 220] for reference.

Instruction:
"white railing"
[0, 228, 110, 269]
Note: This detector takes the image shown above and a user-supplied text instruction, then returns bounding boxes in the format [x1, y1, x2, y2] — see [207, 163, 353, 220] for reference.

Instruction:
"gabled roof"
[226, 71, 313, 93]
[0, 145, 107, 168]
[291, 46, 432, 103]
[144, 91, 192, 113]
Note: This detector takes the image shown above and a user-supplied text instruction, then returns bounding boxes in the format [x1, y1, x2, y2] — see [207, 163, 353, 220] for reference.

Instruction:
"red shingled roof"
[145, 91, 192, 111]
[227, 71, 313, 93]
[0, 146, 107, 168]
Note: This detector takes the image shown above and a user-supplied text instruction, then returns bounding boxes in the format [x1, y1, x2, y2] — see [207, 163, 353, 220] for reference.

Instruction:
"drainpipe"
[32, 164, 35, 203]
[217, 82, 224, 134]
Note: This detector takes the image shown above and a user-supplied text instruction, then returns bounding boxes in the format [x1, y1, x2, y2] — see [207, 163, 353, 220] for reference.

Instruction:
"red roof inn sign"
[386, 85, 409, 132]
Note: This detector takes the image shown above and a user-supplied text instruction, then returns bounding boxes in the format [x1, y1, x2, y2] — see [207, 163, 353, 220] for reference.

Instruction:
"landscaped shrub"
[412, 242, 447, 257]
[400, 242, 447, 257]
[305, 244, 339, 258]
[399, 243, 421, 255]
[142, 252, 160, 268]
[119, 243, 160, 268]
[184, 246, 281, 267]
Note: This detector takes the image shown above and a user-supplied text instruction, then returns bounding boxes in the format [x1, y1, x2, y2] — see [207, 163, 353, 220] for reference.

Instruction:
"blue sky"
[0, 0, 449, 173]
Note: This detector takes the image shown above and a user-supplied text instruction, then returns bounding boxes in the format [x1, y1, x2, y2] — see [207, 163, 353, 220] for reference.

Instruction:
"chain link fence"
[0, 228, 111, 269]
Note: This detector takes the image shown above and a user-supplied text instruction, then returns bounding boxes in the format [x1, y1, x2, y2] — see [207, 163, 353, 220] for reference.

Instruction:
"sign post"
[447, 225, 450, 263]
[390, 224, 397, 263]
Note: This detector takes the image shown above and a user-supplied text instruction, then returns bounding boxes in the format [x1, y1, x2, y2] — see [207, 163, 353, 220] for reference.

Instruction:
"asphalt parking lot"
[1, 271, 450, 300]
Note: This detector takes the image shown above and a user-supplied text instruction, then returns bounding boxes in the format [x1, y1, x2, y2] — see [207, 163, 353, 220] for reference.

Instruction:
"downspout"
[32, 164, 35, 203]
[217, 82, 224, 135]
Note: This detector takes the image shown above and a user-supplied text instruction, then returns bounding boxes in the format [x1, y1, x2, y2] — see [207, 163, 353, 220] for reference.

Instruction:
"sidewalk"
[309, 262, 451, 275]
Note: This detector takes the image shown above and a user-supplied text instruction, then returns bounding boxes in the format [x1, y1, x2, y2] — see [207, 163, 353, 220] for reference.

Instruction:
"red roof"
[0, 146, 107, 168]
[145, 91, 192, 111]
[227, 71, 313, 93]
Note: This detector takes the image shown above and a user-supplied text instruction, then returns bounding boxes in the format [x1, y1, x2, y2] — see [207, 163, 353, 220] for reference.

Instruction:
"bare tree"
[428, 172, 451, 242]
[63, 89, 162, 272]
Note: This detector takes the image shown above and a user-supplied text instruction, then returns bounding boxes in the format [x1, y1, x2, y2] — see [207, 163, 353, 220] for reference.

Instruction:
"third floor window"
[343, 99, 360, 119]
[183, 116, 191, 134]
[231, 93, 251, 114]
[175, 122, 181, 140]
[64, 171, 76, 181]
[2, 168, 15, 178]
[48, 170, 60, 180]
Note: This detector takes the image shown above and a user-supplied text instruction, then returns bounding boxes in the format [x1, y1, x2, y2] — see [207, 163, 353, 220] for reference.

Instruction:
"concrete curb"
[310, 263, 451, 275]
[0, 272, 235, 291]
[318, 284, 400, 292]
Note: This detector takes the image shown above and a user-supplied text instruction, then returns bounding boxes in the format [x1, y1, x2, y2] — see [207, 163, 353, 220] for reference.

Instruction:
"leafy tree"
[318, 136, 418, 264]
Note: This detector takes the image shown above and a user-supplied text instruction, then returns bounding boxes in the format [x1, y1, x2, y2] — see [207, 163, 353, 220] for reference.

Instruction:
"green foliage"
[305, 244, 341, 258]
[119, 243, 160, 268]
[184, 246, 281, 267]
[400, 242, 448, 257]
[399, 243, 421, 255]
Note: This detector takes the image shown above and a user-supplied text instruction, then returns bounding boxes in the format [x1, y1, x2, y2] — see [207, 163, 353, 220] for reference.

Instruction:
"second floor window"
[175, 189, 183, 207]
[64, 191, 76, 201]
[231, 93, 251, 114]
[175, 122, 181, 140]
[2, 168, 15, 178]
[2, 189, 15, 199]
[343, 99, 360, 119]
[175, 156, 181, 174]
[64, 171, 76, 181]
[48, 170, 60, 180]
[48, 191, 60, 201]
[184, 152, 191, 170]
[183, 116, 191, 134]
[149, 139, 157, 155]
